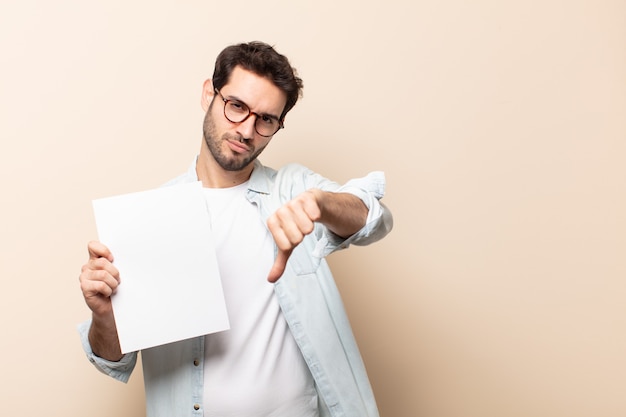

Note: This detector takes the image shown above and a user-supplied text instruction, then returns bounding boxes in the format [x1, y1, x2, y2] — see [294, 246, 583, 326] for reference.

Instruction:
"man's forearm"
[314, 190, 368, 238]
[88, 313, 123, 361]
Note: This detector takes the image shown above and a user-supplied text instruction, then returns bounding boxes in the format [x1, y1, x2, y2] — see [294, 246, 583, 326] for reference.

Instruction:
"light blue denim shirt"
[78, 159, 393, 417]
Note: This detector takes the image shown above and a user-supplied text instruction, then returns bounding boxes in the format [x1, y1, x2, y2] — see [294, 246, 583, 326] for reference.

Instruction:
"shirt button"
[193, 359, 200, 366]
[194, 404, 200, 411]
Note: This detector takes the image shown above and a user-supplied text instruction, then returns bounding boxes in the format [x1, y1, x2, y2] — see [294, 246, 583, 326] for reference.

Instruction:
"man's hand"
[79, 240, 124, 361]
[266, 189, 368, 282]
[79, 241, 120, 316]
[266, 190, 321, 282]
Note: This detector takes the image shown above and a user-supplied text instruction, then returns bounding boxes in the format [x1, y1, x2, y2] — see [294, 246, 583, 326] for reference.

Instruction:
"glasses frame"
[214, 89, 284, 137]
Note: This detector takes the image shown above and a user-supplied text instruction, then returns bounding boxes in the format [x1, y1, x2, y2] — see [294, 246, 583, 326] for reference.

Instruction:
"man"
[79, 41, 393, 417]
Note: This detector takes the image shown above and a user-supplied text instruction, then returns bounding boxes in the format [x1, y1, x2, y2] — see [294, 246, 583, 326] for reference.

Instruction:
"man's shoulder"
[256, 160, 311, 173]
[272, 163, 319, 190]
[252, 161, 313, 184]
[162, 172, 195, 187]
[248, 161, 318, 197]
[273, 162, 315, 180]
[160, 159, 199, 188]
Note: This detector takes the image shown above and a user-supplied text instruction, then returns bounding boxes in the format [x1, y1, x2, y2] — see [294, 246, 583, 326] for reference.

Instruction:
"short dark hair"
[212, 41, 303, 120]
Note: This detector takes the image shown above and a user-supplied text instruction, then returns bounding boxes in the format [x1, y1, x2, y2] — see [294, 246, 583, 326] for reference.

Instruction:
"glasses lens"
[224, 100, 249, 123]
[255, 116, 280, 137]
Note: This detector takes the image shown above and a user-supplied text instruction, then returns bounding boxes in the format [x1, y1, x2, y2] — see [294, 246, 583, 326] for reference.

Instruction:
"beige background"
[1, 1, 625, 416]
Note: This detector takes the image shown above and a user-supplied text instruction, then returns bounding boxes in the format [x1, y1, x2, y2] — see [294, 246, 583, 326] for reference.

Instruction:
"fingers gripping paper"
[92, 181, 230, 354]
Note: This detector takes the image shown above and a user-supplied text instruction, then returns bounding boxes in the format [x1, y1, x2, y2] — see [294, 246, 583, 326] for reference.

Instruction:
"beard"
[202, 109, 268, 172]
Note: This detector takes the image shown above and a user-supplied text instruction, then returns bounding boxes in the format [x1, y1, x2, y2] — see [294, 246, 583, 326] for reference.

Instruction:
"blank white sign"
[92, 181, 230, 354]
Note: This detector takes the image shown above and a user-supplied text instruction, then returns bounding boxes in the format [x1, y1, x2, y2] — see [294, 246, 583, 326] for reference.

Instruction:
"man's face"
[202, 66, 287, 172]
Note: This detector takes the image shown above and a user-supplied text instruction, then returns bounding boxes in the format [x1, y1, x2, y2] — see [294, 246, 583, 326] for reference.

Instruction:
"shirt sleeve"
[77, 320, 138, 383]
[312, 170, 394, 258]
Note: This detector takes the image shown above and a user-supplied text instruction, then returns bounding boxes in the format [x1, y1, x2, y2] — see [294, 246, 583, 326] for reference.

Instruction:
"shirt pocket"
[288, 238, 322, 276]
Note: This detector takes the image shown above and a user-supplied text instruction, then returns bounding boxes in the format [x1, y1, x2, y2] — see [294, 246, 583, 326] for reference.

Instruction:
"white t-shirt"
[202, 183, 318, 417]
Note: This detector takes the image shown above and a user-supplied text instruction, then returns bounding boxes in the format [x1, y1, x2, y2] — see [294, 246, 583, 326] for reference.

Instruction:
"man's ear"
[201, 79, 215, 112]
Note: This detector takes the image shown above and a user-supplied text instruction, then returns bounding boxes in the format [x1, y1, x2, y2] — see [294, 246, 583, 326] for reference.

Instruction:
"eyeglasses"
[215, 89, 283, 137]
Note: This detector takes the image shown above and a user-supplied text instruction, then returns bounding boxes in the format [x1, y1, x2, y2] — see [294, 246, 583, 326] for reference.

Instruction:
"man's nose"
[236, 114, 257, 140]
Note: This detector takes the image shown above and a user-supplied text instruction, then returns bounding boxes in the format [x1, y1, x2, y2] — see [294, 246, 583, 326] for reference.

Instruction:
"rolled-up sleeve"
[77, 320, 138, 383]
[313, 171, 393, 257]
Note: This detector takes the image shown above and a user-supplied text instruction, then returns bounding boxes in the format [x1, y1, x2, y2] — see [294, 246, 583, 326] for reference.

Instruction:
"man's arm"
[310, 189, 368, 237]
[266, 189, 368, 282]
[88, 312, 123, 361]
[80, 241, 124, 361]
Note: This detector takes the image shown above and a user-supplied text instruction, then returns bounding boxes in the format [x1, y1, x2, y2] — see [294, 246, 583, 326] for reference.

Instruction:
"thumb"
[267, 248, 293, 283]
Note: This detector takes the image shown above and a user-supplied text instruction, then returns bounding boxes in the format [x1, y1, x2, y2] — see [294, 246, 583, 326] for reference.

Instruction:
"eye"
[227, 100, 247, 114]
[260, 115, 278, 126]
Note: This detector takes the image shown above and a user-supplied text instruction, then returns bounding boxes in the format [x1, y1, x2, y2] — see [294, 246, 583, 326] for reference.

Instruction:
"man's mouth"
[226, 138, 250, 154]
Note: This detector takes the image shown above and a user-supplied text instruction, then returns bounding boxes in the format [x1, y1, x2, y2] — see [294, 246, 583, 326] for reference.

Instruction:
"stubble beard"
[202, 110, 267, 172]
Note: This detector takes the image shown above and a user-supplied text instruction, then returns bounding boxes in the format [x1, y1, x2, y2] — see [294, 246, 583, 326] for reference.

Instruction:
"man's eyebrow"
[227, 94, 281, 120]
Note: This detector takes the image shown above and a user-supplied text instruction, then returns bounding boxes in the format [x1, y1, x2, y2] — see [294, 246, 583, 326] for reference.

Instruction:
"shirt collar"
[190, 156, 272, 195]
